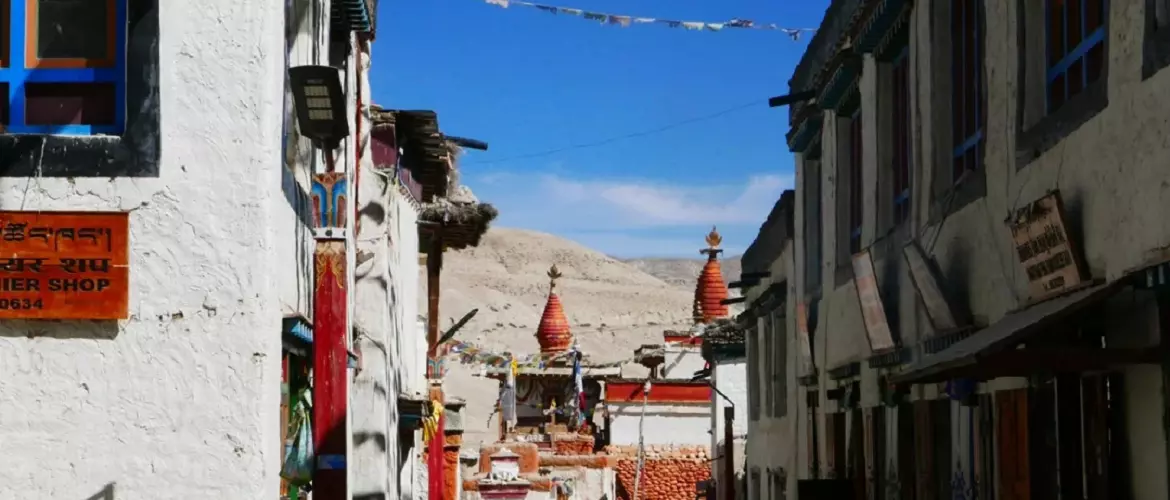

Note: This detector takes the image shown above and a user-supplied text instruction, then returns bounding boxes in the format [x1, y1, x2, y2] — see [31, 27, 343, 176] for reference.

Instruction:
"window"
[952, 0, 986, 184]
[802, 154, 823, 295]
[769, 468, 786, 500]
[762, 314, 774, 417]
[1145, 0, 1170, 77]
[747, 326, 761, 421]
[848, 108, 863, 254]
[891, 48, 912, 225]
[0, 0, 126, 134]
[771, 310, 787, 418]
[1045, 0, 1106, 114]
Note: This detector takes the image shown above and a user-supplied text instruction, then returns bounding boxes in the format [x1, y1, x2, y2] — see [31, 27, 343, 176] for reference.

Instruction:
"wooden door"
[851, 408, 866, 500]
[996, 389, 1030, 500]
[897, 403, 916, 500]
[864, 408, 875, 500]
[828, 412, 847, 480]
[1082, 374, 1109, 500]
[913, 401, 934, 500]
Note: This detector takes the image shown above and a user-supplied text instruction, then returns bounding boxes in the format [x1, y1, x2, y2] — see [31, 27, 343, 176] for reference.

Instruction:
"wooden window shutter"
[851, 408, 866, 500]
[996, 389, 1031, 500]
[826, 412, 839, 479]
[897, 403, 916, 500]
[914, 401, 935, 500]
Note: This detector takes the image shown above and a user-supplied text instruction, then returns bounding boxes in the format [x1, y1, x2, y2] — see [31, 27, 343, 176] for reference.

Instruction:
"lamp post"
[290, 64, 351, 500]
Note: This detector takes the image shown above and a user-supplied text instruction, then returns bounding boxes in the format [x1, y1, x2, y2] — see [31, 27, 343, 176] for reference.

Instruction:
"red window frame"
[1046, 0, 1106, 112]
[891, 48, 911, 225]
[952, 0, 986, 184]
[849, 107, 863, 254]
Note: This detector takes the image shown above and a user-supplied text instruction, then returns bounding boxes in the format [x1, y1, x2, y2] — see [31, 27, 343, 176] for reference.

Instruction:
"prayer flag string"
[482, 0, 816, 39]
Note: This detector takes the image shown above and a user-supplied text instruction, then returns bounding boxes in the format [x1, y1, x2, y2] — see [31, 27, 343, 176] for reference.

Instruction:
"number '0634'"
[0, 299, 44, 310]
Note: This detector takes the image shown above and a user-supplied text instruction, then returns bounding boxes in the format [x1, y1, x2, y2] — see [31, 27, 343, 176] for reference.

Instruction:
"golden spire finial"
[548, 264, 563, 290]
[705, 226, 722, 250]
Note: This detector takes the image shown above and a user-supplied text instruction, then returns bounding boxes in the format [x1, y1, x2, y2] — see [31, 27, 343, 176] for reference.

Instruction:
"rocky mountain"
[424, 227, 737, 445]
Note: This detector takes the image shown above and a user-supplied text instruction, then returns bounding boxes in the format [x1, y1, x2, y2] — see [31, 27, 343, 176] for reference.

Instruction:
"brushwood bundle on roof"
[418, 199, 499, 251]
[701, 318, 746, 361]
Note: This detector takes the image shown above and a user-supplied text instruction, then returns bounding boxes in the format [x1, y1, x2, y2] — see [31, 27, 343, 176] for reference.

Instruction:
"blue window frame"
[1, 0, 127, 135]
[952, 0, 985, 184]
[1045, 0, 1106, 113]
[891, 47, 911, 225]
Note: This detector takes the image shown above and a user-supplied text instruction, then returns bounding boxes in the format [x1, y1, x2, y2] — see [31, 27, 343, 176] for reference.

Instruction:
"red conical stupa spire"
[694, 227, 729, 324]
[536, 264, 573, 353]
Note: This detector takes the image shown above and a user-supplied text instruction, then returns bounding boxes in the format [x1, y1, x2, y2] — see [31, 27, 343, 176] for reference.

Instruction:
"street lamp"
[289, 65, 350, 171]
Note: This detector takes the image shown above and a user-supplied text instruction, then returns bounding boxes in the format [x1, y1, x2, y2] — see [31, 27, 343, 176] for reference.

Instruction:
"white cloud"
[473, 171, 792, 230]
[465, 170, 792, 256]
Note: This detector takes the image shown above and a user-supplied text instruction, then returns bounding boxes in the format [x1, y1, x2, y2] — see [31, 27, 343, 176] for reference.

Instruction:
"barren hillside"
[423, 227, 736, 445]
[623, 256, 743, 290]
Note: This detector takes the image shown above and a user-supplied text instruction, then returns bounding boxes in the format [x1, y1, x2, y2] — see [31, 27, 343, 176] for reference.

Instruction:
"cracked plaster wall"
[0, 0, 288, 498]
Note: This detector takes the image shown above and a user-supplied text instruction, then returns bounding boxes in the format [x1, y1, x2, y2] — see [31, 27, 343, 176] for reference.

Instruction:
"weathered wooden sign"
[903, 241, 960, 331]
[1007, 191, 1085, 300]
[851, 250, 896, 352]
[0, 211, 129, 320]
[795, 301, 813, 374]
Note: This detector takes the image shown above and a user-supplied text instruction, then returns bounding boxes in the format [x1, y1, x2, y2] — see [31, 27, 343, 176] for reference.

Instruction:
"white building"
[734, 191, 797, 500]
[770, 0, 1170, 498]
[701, 321, 749, 500]
[0, 0, 441, 498]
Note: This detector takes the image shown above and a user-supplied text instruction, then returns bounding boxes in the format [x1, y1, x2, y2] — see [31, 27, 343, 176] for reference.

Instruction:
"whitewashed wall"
[660, 344, 706, 380]
[0, 0, 288, 497]
[608, 402, 711, 446]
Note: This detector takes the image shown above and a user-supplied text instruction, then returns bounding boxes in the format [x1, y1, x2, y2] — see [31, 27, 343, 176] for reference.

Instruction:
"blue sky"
[370, 0, 827, 258]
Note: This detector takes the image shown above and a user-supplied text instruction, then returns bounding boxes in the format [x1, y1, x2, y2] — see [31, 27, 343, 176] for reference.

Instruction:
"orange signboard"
[0, 211, 129, 320]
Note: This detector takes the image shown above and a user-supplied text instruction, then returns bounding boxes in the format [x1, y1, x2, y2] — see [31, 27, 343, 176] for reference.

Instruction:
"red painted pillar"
[427, 383, 446, 500]
[313, 239, 348, 499]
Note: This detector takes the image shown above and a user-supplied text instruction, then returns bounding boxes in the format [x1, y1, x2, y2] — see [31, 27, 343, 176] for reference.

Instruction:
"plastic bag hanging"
[280, 398, 314, 486]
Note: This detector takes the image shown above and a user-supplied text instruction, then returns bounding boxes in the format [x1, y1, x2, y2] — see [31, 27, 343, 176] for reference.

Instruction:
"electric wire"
[462, 100, 765, 165]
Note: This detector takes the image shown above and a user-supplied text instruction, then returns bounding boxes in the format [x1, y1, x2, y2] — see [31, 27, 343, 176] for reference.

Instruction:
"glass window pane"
[36, 0, 110, 60]
[25, 82, 115, 125]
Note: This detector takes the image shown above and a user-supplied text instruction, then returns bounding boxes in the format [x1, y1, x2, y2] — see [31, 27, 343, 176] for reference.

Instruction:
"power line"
[463, 99, 765, 165]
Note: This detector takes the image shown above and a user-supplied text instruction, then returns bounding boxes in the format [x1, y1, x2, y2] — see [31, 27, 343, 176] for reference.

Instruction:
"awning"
[282, 316, 313, 356]
[894, 279, 1138, 385]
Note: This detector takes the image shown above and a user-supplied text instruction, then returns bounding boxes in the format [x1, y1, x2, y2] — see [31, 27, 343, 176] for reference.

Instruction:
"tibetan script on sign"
[1007, 191, 1085, 301]
[851, 250, 896, 352]
[0, 212, 129, 320]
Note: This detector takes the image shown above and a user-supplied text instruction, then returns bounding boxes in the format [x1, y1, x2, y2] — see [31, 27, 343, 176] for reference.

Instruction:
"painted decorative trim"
[282, 316, 313, 346]
[828, 361, 861, 380]
[663, 334, 703, 345]
[867, 346, 911, 368]
[332, 0, 375, 34]
[311, 173, 348, 229]
[855, 0, 910, 54]
[816, 52, 863, 111]
[788, 113, 825, 153]
[922, 326, 977, 355]
[604, 381, 711, 403]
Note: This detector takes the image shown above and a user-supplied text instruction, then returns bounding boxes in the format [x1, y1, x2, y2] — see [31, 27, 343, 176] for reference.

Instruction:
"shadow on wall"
[0, 320, 118, 340]
[85, 483, 115, 500]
